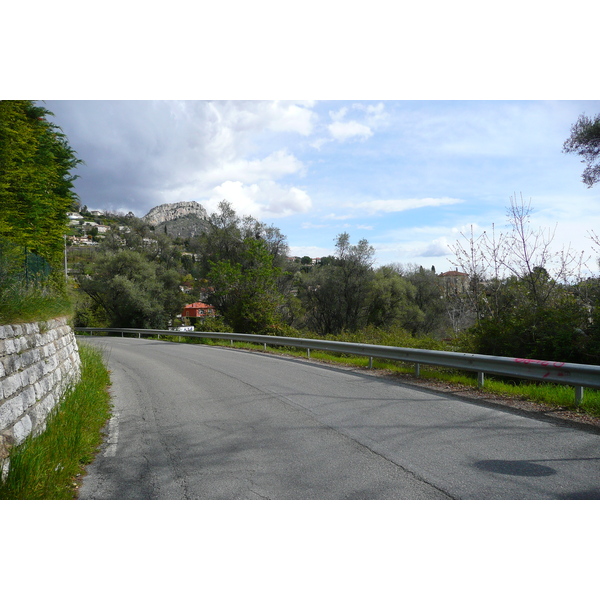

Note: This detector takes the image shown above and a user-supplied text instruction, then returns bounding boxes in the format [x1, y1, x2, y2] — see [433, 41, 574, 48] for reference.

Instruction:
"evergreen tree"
[0, 101, 81, 272]
[563, 112, 600, 187]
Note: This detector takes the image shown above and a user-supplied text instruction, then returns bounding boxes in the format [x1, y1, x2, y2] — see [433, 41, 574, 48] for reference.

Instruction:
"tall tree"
[0, 101, 81, 272]
[563, 112, 600, 187]
[299, 233, 375, 335]
[366, 266, 424, 330]
[191, 200, 288, 276]
[206, 237, 285, 333]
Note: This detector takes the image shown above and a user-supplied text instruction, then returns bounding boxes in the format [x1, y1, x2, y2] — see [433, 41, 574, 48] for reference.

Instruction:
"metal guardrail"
[74, 327, 600, 405]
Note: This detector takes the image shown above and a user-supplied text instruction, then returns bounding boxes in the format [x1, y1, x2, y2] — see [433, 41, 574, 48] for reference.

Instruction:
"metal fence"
[75, 327, 600, 405]
[0, 239, 52, 289]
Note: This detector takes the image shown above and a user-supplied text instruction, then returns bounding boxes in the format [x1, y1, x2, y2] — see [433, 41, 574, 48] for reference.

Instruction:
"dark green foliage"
[207, 237, 285, 333]
[404, 266, 448, 336]
[77, 248, 184, 329]
[0, 101, 81, 271]
[466, 276, 599, 364]
[563, 112, 600, 187]
[298, 233, 375, 335]
[0, 101, 80, 321]
[366, 266, 425, 331]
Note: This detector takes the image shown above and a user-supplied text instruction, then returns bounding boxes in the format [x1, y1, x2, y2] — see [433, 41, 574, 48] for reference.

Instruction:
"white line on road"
[104, 411, 120, 457]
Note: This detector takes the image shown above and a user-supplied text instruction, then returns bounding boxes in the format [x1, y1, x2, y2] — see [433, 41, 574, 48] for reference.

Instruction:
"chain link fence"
[0, 237, 53, 302]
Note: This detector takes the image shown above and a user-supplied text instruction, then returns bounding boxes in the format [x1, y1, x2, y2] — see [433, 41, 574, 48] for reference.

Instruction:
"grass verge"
[0, 291, 72, 325]
[0, 343, 112, 500]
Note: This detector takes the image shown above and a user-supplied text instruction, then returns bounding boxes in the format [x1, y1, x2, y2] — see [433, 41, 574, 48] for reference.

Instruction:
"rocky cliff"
[143, 201, 208, 227]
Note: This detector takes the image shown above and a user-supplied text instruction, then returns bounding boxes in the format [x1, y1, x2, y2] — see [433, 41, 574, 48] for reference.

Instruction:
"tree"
[450, 194, 591, 361]
[403, 265, 447, 336]
[563, 112, 600, 187]
[0, 101, 81, 275]
[206, 237, 285, 333]
[366, 266, 424, 330]
[298, 233, 375, 335]
[76, 248, 184, 328]
[190, 200, 288, 276]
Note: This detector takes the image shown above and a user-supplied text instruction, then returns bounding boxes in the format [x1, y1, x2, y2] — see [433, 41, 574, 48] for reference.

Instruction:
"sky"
[43, 99, 600, 273]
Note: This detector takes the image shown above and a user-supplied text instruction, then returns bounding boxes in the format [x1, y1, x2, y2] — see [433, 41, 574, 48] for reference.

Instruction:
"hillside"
[157, 214, 210, 238]
[142, 201, 210, 239]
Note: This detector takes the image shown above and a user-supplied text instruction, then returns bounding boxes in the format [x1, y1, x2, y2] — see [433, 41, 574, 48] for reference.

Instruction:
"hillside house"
[182, 302, 217, 319]
[438, 270, 469, 295]
[82, 221, 110, 233]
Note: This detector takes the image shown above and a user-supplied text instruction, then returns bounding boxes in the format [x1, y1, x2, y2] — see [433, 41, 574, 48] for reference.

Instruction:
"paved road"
[78, 336, 600, 500]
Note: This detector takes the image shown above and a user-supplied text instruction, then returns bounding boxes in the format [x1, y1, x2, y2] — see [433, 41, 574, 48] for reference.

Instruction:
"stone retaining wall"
[0, 317, 82, 464]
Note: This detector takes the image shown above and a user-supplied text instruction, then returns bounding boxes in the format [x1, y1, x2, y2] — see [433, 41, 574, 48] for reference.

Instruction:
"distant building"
[438, 270, 469, 295]
[82, 221, 110, 234]
[182, 302, 217, 319]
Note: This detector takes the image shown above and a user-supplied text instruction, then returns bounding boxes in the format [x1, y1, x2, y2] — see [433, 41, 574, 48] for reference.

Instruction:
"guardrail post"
[575, 386, 584, 407]
[264, 343, 267, 351]
[138, 333, 141, 339]
[478, 372, 485, 388]
[414, 363, 420, 377]
[307, 348, 311, 359]
[369, 357, 373, 369]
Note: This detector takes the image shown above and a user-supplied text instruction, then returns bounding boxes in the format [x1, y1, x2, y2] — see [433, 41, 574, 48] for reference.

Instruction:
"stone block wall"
[0, 317, 82, 463]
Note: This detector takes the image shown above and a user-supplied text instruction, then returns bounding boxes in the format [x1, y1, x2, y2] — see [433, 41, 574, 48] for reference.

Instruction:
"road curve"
[78, 336, 600, 500]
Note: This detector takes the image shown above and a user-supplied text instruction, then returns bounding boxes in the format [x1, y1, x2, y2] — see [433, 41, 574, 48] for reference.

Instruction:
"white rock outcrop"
[143, 201, 208, 227]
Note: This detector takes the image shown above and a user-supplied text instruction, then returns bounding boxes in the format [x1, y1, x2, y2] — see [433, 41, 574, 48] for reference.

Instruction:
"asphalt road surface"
[78, 336, 600, 500]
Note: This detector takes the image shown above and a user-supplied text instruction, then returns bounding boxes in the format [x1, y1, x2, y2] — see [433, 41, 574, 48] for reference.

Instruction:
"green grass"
[0, 288, 72, 325]
[0, 343, 112, 500]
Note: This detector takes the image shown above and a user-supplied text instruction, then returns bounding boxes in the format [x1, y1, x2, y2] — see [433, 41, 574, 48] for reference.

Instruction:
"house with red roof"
[182, 302, 217, 319]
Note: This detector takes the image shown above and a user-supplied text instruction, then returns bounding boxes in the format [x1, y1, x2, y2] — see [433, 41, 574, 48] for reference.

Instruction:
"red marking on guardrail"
[514, 358, 566, 378]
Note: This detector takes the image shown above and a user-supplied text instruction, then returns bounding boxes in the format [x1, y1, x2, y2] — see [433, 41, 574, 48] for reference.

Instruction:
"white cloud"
[322, 102, 389, 144]
[329, 107, 348, 121]
[356, 197, 464, 215]
[45, 100, 319, 217]
[263, 101, 317, 136]
[420, 237, 451, 257]
[205, 180, 312, 219]
[328, 120, 373, 142]
[203, 149, 305, 186]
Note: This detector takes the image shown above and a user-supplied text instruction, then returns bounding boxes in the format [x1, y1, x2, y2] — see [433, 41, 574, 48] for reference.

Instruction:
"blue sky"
[43, 99, 600, 272]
